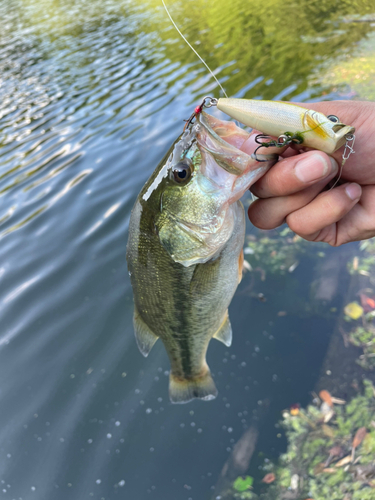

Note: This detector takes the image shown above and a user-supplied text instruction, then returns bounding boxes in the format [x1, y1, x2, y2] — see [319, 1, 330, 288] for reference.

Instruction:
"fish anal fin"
[213, 311, 232, 347]
[169, 369, 218, 404]
[133, 309, 158, 357]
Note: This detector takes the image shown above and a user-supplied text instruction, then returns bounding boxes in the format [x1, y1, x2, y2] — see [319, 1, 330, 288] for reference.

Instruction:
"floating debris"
[319, 389, 333, 407]
[261, 473, 275, 484]
[344, 302, 364, 320]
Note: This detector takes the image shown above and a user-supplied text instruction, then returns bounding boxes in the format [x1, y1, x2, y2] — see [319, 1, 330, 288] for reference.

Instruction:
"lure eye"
[328, 115, 340, 123]
[171, 158, 193, 184]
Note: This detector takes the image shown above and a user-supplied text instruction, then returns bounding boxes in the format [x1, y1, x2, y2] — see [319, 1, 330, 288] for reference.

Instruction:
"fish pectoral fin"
[213, 311, 232, 347]
[133, 309, 159, 357]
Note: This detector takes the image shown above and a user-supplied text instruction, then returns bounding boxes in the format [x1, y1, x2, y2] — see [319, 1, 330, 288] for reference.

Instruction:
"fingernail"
[295, 153, 330, 183]
[345, 183, 362, 201]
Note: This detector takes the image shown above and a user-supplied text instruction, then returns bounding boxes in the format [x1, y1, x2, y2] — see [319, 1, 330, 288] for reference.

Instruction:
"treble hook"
[252, 134, 282, 162]
[252, 132, 303, 162]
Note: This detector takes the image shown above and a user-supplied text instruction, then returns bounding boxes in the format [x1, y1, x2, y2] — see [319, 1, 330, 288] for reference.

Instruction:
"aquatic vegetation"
[342, 275, 375, 371]
[270, 383, 375, 499]
[348, 325, 375, 371]
[233, 475, 255, 498]
[229, 382, 375, 500]
[347, 238, 375, 277]
[244, 227, 325, 276]
[311, 30, 375, 101]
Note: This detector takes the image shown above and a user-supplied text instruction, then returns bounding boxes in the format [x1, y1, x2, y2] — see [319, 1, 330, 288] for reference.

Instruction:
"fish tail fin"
[169, 369, 218, 404]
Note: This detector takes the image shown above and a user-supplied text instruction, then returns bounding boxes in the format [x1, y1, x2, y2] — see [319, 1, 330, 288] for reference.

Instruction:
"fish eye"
[328, 115, 339, 123]
[171, 158, 193, 184]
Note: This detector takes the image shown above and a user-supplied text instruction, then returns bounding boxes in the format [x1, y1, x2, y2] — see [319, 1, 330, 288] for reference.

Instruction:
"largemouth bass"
[126, 111, 278, 404]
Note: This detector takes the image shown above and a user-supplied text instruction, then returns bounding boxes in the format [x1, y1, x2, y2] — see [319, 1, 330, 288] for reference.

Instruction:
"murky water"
[1, 1, 375, 499]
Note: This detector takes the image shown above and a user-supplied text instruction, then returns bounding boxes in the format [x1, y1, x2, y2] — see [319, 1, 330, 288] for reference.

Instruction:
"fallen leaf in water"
[359, 293, 375, 313]
[277, 311, 287, 316]
[353, 427, 367, 448]
[335, 455, 352, 467]
[288, 261, 299, 273]
[262, 473, 275, 484]
[290, 474, 299, 490]
[331, 396, 346, 405]
[314, 463, 325, 475]
[319, 390, 333, 407]
[290, 403, 300, 416]
[324, 445, 344, 466]
[329, 446, 344, 457]
[359, 270, 370, 276]
[320, 401, 335, 423]
[233, 476, 254, 492]
[344, 302, 364, 320]
[322, 424, 335, 438]
[324, 410, 334, 423]
[242, 260, 252, 272]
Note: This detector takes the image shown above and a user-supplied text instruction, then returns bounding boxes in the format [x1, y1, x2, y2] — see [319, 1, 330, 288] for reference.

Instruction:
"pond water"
[1, 1, 375, 499]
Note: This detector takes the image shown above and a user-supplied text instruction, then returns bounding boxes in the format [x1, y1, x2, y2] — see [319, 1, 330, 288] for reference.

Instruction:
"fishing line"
[161, 0, 228, 98]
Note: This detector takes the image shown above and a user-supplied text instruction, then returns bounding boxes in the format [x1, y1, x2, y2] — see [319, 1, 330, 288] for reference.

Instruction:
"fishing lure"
[186, 96, 356, 187]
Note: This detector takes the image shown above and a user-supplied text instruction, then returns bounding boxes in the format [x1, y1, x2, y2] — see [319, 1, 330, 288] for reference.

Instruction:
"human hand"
[240, 100, 375, 246]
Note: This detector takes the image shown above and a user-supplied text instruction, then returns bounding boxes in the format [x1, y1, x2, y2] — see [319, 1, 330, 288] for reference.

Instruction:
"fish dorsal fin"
[133, 309, 159, 357]
[213, 311, 232, 347]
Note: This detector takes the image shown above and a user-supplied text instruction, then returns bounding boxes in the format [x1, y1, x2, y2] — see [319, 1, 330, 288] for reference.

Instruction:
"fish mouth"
[196, 112, 253, 176]
[193, 111, 279, 198]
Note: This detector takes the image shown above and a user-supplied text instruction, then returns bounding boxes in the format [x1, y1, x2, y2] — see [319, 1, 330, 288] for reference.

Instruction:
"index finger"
[253, 151, 337, 198]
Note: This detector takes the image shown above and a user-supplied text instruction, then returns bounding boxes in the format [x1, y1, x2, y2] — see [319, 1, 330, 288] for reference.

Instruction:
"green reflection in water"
[3, 0, 375, 102]
[153, 0, 375, 99]
[312, 29, 375, 100]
